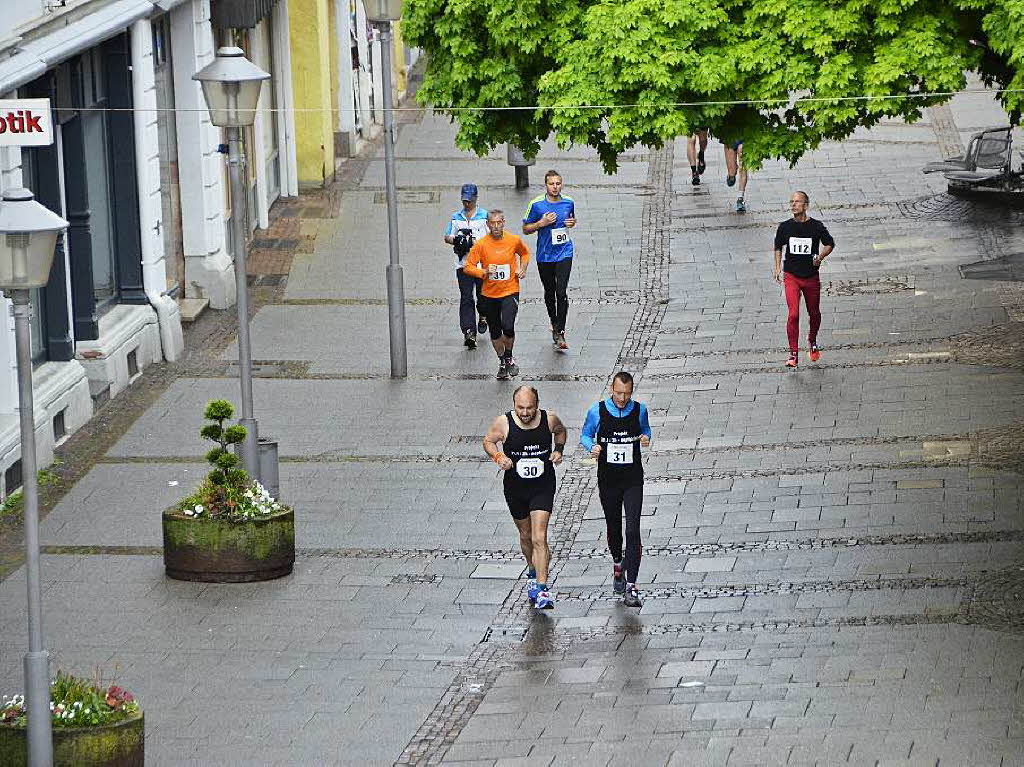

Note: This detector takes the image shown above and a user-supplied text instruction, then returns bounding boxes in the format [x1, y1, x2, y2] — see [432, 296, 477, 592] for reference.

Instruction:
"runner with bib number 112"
[773, 190, 835, 369]
[484, 386, 567, 610]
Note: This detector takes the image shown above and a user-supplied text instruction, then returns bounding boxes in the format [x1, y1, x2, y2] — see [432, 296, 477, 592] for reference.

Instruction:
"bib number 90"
[551, 227, 570, 246]
[516, 458, 545, 479]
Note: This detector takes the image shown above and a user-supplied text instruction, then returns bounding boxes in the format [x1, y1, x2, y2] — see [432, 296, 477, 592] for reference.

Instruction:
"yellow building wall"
[289, 0, 335, 186]
[393, 20, 407, 100]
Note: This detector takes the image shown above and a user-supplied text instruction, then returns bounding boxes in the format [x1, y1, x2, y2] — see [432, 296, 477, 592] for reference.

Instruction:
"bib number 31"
[516, 458, 545, 479]
[606, 445, 633, 464]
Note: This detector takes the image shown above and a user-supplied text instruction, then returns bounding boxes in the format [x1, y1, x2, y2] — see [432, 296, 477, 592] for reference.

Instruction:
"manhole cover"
[825, 277, 914, 296]
[897, 194, 1024, 223]
[967, 565, 1024, 633]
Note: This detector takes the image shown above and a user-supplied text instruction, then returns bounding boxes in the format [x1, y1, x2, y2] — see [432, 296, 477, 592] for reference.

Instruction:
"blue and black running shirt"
[523, 195, 576, 263]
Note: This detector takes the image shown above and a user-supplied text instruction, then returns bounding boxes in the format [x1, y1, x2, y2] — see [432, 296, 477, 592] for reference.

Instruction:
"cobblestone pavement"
[3, 83, 1024, 766]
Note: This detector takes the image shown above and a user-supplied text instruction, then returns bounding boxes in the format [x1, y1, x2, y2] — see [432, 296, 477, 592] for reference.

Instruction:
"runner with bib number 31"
[484, 386, 567, 610]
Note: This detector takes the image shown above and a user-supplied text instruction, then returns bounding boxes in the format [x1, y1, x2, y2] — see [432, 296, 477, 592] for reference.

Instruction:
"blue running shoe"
[613, 563, 626, 595]
[527, 583, 541, 605]
[535, 590, 554, 610]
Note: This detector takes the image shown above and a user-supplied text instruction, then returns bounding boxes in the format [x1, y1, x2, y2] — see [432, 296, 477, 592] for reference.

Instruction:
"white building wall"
[130, 17, 184, 361]
[169, 0, 236, 309]
[0, 146, 21, 419]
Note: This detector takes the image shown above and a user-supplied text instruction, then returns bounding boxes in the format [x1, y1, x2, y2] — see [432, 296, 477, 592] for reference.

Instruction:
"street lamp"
[0, 186, 69, 767]
[194, 47, 270, 479]
[366, 0, 408, 378]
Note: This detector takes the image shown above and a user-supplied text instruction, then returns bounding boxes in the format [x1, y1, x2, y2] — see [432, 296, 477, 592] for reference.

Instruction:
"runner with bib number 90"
[462, 210, 530, 380]
[580, 371, 652, 608]
[484, 386, 567, 610]
[773, 190, 835, 369]
[523, 170, 576, 351]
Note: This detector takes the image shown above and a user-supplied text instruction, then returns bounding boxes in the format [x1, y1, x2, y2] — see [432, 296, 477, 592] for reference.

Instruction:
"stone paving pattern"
[2, 84, 1024, 765]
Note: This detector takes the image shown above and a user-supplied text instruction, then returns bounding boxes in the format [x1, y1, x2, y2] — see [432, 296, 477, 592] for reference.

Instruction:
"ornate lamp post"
[193, 47, 270, 478]
[0, 187, 69, 767]
[366, 0, 408, 378]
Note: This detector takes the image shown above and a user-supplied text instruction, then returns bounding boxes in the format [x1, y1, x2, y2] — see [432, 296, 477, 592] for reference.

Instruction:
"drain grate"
[481, 625, 529, 643]
[391, 574, 442, 585]
[825, 276, 913, 296]
[373, 190, 441, 204]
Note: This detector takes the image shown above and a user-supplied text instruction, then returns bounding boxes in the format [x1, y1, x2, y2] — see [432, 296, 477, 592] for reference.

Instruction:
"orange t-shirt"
[462, 234, 531, 298]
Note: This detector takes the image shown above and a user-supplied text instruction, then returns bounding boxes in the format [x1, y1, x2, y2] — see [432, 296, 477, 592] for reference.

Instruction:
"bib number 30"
[607, 445, 633, 464]
[491, 264, 511, 281]
[516, 458, 545, 479]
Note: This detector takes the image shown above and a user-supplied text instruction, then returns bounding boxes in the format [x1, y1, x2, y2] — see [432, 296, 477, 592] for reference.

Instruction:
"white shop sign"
[0, 99, 53, 146]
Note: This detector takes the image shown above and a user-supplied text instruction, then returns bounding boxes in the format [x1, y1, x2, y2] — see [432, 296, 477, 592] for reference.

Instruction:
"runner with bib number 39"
[523, 170, 576, 351]
[773, 191, 835, 369]
[462, 210, 530, 380]
[484, 386, 567, 610]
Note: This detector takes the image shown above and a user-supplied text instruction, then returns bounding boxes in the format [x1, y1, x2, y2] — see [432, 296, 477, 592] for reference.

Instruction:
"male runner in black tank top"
[483, 386, 567, 610]
[580, 371, 652, 608]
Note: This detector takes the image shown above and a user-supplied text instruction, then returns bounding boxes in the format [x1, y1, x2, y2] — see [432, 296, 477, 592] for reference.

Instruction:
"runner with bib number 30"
[483, 386, 567, 610]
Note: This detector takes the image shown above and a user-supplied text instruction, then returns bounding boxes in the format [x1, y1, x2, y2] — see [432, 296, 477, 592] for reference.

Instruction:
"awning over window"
[0, 0, 156, 95]
[210, 0, 280, 29]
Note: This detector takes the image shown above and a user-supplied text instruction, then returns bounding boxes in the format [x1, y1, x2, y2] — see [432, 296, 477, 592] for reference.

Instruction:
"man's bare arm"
[483, 415, 512, 469]
[548, 412, 568, 462]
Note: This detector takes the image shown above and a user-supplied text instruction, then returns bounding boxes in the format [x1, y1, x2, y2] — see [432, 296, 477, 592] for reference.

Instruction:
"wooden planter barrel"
[0, 711, 144, 767]
[162, 507, 295, 582]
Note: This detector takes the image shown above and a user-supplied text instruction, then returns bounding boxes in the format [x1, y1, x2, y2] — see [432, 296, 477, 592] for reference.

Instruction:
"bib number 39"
[606, 445, 633, 464]
[516, 458, 545, 479]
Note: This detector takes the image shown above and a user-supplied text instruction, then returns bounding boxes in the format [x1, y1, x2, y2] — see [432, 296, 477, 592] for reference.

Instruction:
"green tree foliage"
[403, 0, 1021, 171]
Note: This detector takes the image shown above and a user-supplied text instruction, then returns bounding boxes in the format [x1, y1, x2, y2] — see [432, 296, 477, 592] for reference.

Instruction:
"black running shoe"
[496, 360, 510, 380]
[464, 330, 477, 349]
[697, 152, 706, 175]
[478, 317, 488, 335]
[623, 585, 642, 608]
[726, 174, 736, 187]
[505, 356, 519, 377]
[691, 171, 700, 186]
[613, 563, 626, 594]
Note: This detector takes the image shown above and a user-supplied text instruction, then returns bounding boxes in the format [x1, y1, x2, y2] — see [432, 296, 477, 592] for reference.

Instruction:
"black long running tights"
[599, 483, 643, 584]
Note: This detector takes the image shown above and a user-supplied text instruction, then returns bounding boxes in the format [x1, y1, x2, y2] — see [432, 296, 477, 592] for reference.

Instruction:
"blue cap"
[460, 183, 478, 200]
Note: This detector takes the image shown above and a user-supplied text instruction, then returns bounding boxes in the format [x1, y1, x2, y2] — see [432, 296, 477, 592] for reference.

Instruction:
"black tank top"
[503, 410, 554, 488]
[597, 400, 644, 484]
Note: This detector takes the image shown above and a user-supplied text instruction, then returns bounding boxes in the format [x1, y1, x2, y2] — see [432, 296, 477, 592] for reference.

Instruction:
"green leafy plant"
[404, 0, 1022, 172]
[176, 400, 286, 522]
[0, 669, 140, 729]
[0, 465, 62, 521]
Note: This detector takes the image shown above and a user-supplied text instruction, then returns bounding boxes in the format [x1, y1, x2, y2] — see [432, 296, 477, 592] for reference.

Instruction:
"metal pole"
[12, 289, 53, 767]
[378, 22, 408, 378]
[227, 126, 260, 478]
[515, 166, 529, 190]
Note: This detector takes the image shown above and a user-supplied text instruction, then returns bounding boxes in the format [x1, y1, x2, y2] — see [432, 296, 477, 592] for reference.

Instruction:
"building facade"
[0, 0, 298, 497]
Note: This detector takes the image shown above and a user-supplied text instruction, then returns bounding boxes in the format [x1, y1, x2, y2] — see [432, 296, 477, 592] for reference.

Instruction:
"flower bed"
[162, 399, 295, 582]
[0, 672, 144, 766]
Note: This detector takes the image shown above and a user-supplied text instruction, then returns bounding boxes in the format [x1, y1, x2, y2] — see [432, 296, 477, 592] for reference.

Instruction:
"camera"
[453, 227, 474, 260]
